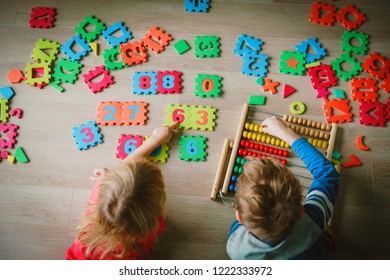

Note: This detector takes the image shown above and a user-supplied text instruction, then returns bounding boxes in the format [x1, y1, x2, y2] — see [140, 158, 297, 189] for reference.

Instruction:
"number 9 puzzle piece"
[72, 121, 103, 150]
[179, 135, 207, 161]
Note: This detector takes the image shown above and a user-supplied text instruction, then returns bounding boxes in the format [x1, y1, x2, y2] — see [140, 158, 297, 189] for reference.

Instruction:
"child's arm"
[123, 123, 179, 163]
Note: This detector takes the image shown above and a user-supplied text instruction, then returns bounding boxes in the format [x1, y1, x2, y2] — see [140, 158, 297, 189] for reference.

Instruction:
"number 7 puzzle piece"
[121, 101, 148, 125]
[29, 7, 56, 28]
[72, 121, 103, 150]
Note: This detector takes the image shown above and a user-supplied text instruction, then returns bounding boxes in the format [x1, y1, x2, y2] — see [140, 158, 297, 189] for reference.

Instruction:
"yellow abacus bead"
[254, 124, 260, 132]
[285, 143, 290, 149]
[261, 135, 267, 143]
[271, 138, 276, 145]
[245, 123, 250, 129]
[249, 123, 254, 131]
[317, 139, 323, 148]
[247, 132, 252, 139]
[275, 139, 281, 147]
[266, 136, 271, 144]
[322, 141, 328, 149]
[326, 124, 332, 131]
[251, 133, 257, 141]
[242, 131, 248, 138]
[312, 139, 318, 147]
[308, 138, 313, 144]
[257, 134, 262, 141]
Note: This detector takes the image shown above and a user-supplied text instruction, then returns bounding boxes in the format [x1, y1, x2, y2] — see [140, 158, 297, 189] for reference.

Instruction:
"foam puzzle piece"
[184, 0, 210, 12]
[309, 2, 336, 27]
[52, 58, 83, 84]
[120, 41, 148, 66]
[362, 52, 389, 80]
[305, 61, 321, 68]
[102, 21, 132, 48]
[242, 53, 269, 77]
[194, 74, 222, 97]
[31, 38, 60, 64]
[249, 95, 266, 105]
[356, 135, 369, 151]
[10, 108, 23, 119]
[332, 151, 342, 160]
[233, 34, 263, 57]
[173, 39, 191, 55]
[359, 101, 387, 127]
[195, 35, 221, 58]
[165, 104, 192, 129]
[342, 154, 362, 168]
[7, 70, 24, 84]
[145, 137, 169, 163]
[0, 150, 9, 159]
[279, 51, 306, 75]
[336, 4, 367, 31]
[290, 101, 306, 115]
[341, 30, 369, 55]
[256, 77, 264, 86]
[61, 35, 92, 62]
[333, 88, 346, 99]
[191, 106, 216, 131]
[381, 75, 390, 93]
[14, 147, 29, 163]
[141, 26, 172, 54]
[72, 121, 103, 150]
[0, 123, 18, 149]
[179, 135, 207, 161]
[0, 98, 9, 123]
[121, 101, 148, 125]
[295, 38, 326, 63]
[133, 71, 158, 95]
[331, 53, 362, 81]
[96, 101, 122, 126]
[156, 71, 183, 94]
[116, 134, 144, 160]
[83, 65, 114, 93]
[49, 81, 64, 92]
[323, 98, 353, 123]
[25, 61, 51, 86]
[351, 78, 378, 103]
[262, 78, 279, 94]
[103, 47, 127, 71]
[283, 84, 296, 98]
[308, 64, 337, 90]
[29, 7, 56, 28]
[75, 15, 106, 42]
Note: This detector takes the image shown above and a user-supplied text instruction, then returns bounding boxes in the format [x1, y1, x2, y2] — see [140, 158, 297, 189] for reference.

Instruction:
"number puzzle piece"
[295, 38, 326, 63]
[0, 98, 9, 123]
[279, 51, 306, 76]
[61, 35, 92, 62]
[121, 101, 148, 125]
[173, 39, 191, 55]
[359, 101, 387, 127]
[323, 98, 353, 123]
[25, 61, 51, 86]
[75, 15, 106, 42]
[29, 7, 56, 28]
[103, 47, 127, 71]
[195, 35, 221, 58]
[191, 106, 216, 131]
[116, 134, 144, 160]
[233, 34, 263, 57]
[97, 101, 122, 126]
[309, 2, 336, 27]
[31, 38, 60, 64]
[120, 41, 148, 66]
[83, 65, 114, 93]
[156, 71, 183, 94]
[145, 137, 169, 163]
[141, 26, 172, 54]
[336, 4, 367, 31]
[194, 74, 222, 97]
[308, 64, 337, 90]
[102, 21, 132, 48]
[10, 108, 23, 119]
[179, 135, 207, 161]
[262, 78, 279, 94]
[362, 52, 389, 80]
[351, 78, 378, 103]
[51, 58, 83, 84]
[341, 30, 369, 55]
[165, 104, 192, 129]
[133, 71, 157, 95]
[184, 0, 210, 12]
[242, 53, 269, 77]
[331, 53, 362, 81]
[72, 121, 103, 151]
[0, 123, 18, 149]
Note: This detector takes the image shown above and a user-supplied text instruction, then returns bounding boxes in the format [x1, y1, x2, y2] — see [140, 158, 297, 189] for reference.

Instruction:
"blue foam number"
[186, 140, 199, 156]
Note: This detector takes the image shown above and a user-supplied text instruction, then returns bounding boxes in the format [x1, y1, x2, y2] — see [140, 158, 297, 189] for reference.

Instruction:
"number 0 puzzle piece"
[194, 74, 222, 97]
[116, 134, 144, 159]
[83, 65, 114, 93]
[72, 121, 103, 150]
[179, 135, 207, 161]
[145, 137, 169, 163]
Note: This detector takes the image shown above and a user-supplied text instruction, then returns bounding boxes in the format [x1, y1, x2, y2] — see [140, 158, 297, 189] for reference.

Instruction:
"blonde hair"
[235, 158, 303, 243]
[77, 158, 166, 259]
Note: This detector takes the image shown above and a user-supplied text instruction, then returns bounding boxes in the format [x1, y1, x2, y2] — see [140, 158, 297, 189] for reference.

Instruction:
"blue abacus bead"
[231, 175, 237, 182]
[229, 184, 235, 192]
[233, 186, 237, 192]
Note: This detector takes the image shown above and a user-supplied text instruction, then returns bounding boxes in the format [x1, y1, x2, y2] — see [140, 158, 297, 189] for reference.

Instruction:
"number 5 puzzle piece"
[190, 106, 216, 131]
[116, 134, 145, 160]
[121, 101, 148, 125]
[165, 104, 192, 129]
[179, 135, 207, 161]
[72, 121, 103, 150]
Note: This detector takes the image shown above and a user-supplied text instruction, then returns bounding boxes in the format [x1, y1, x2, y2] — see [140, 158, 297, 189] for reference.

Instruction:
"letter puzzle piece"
[331, 53, 362, 81]
[0, 98, 9, 123]
[72, 121, 103, 151]
[362, 52, 389, 80]
[359, 101, 387, 127]
[0, 123, 18, 149]
[341, 30, 369, 55]
[195, 35, 221, 58]
[336, 4, 367, 31]
[351, 78, 378, 103]
[279, 51, 306, 76]
[83, 65, 114, 93]
[179, 135, 207, 161]
[195, 74, 222, 97]
[242, 53, 269, 77]
[233, 34, 263, 57]
[141, 26, 172, 54]
[156, 71, 182, 94]
[52, 58, 83, 84]
[25, 61, 51, 87]
[103, 47, 128, 71]
[75, 15, 106, 42]
[323, 98, 353, 123]
[29, 7, 56, 28]
[184, 0, 210, 12]
[308, 64, 337, 90]
[309, 2, 336, 27]
[116, 134, 144, 160]
[61, 35, 92, 62]
[102, 21, 132, 48]
[120, 41, 148, 66]
[31, 39, 60, 64]
[295, 38, 326, 64]
[144, 137, 169, 163]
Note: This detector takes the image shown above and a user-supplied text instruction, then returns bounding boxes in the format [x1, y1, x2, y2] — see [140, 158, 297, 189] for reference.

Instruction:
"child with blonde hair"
[66, 123, 178, 260]
[227, 116, 340, 259]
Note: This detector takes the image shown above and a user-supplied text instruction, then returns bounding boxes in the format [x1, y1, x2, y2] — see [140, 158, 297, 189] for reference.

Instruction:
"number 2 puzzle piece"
[96, 101, 122, 126]
[195, 74, 222, 97]
[179, 135, 207, 161]
[0, 98, 9, 123]
[157, 71, 183, 94]
[359, 101, 387, 127]
[165, 104, 192, 129]
[184, 0, 210, 12]
[309, 2, 336, 27]
[242, 53, 269, 77]
[83, 65, 114, 93]
[133, 71, 157, 95]
[120, 41, 148, 66]
[141, 26, 172, 54]
[279, 51, 306, 76]
[351, 78, 378, 103]
[29, 7, 56, 28]
[116, 134, 144, 160]
[233, 34, 263, 57]
[72, 121, 103, 151]
[323, 98, 353, 123]
[121, 101, 148, 125]
[191, 106, 216, 131]
[0, 123, 18, 149]
[195, 35, 221, 58]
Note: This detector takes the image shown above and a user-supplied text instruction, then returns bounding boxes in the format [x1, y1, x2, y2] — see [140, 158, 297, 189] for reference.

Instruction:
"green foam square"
[248, 95, 266, 105]
[173, 39, 191, 55]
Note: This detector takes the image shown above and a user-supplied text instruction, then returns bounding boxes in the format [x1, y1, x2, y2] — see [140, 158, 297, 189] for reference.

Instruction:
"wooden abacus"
[210, 103, 338, 200]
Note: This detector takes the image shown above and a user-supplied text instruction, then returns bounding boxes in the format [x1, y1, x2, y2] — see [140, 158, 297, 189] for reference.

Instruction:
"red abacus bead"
[250, 142, 255, 149]
[284, 150, 289, 157]
[281, 159, 287, 165]
[259, 145, 264, 151]
[254, 143, 259, 150]
[242, 150, 248, 156]
[278, 150, 284, 156]
[264, 146, 269, 153]
[269, 147, 274, 154]
[238, 148, 243, 155]
[247, 151, 253, 156]
[240, 139, 246, 147]
[252, 152, 258, 157]
[245, 141, 250, 148]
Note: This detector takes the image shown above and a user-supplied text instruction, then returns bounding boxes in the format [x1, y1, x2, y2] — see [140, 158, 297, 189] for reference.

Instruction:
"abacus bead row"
[283, 114, 332, 131]
[242, 131, 290, 148]
[244, 122, 264, 133]
[307, 138, 329, 149]
[238, 148, 288, 165]
[287, 123, 330, 140]
[240, 139, 289, 157]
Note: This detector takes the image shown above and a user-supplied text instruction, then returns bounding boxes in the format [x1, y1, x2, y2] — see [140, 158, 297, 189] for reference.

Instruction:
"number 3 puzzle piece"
[179, 135, 207, 161]
[191, 106, 216, 131]
[72, 121, 103, 150]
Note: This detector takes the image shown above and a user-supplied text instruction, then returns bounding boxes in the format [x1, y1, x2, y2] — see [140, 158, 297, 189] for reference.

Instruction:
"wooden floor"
[0, 0, 389, 260]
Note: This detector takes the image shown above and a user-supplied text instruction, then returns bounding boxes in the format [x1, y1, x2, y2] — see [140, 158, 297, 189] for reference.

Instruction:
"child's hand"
[152, 122, 179, 145]
[261, 116, 300, 145]
[89, 168, 108, 183]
